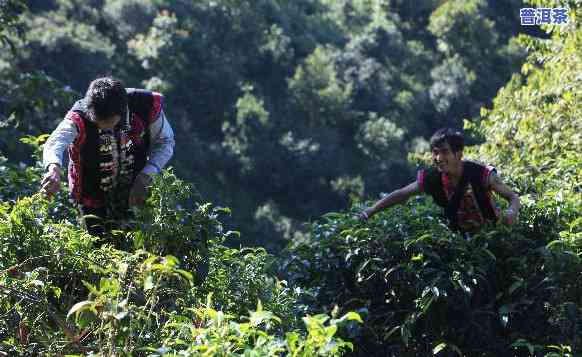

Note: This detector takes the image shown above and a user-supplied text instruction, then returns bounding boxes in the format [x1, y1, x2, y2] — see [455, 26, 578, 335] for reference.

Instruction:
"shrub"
[281, 198, 581, 356]
[0, 172, 360, 355]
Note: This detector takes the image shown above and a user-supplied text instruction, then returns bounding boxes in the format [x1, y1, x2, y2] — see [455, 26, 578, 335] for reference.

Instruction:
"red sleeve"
[66, 111, 86, 146]
[482, 165, 497, 187]
[149, 92, 164, 124]
[417, 169, 426, 193]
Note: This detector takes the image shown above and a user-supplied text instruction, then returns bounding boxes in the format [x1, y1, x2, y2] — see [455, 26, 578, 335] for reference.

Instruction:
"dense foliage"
[469, 1, 581, 248]
[0, 0, 528, 249]
[0, 166, 361, 355]
[0, 0, 579, 356]
[281, 1, 581, 355]
[283, 201, 580, 356]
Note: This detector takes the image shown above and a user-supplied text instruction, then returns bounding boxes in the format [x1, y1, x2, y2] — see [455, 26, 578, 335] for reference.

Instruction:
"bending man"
[41, 77, 175, 236]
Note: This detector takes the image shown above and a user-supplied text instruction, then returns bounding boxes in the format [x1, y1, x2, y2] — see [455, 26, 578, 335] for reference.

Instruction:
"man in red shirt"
[358, 128, 520, 233]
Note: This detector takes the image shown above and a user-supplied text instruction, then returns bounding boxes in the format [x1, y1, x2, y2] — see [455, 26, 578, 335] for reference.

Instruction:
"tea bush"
[281, 198, 580, 356]
[281, 1, 581, 355]
[0, 169, 360, 356]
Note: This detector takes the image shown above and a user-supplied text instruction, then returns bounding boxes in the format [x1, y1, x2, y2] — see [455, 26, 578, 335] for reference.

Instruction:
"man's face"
[95, 114, 121, 130]
[431, 142, 462, 173]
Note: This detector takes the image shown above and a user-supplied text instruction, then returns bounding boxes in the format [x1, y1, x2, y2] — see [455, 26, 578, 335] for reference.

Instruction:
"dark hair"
[85, 77, 127, 121]
[429, 128, 464, 153]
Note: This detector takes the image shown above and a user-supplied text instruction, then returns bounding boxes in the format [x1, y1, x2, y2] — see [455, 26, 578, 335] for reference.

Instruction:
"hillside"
[0, 0, 580, 356]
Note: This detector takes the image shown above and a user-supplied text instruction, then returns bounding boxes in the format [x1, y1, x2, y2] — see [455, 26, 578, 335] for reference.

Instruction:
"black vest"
[69, 89, 157, 207]
[423, 161, 497, 230]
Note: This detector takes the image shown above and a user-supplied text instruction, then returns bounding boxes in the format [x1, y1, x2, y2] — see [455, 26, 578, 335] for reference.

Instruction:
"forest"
[0, 0, 580, 356]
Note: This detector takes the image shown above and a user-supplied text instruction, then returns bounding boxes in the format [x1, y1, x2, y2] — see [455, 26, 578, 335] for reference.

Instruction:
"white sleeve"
[142, 109, 175, 175]
[42, 118, 79, 169]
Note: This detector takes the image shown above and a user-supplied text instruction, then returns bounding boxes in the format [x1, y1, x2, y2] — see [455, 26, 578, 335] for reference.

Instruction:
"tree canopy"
[0, 0, 580, 355]
[0, 0, 527, 249]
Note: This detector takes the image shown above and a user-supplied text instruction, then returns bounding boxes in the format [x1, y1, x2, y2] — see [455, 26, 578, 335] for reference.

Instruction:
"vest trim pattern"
[420, 161, 498, 231]
[67, 111, 86, 205]
[66, 90, 161, 210]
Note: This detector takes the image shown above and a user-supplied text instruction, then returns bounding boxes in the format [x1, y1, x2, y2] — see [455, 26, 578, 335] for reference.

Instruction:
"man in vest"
[358, 128, 520, 233]
[40, 77, 175, 236]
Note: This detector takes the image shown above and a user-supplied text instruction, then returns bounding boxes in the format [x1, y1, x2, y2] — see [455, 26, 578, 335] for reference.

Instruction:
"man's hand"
[40, 164, 61, 197]
[357, 207, 374, 221]
[489, 172, 520, 226]
[356, 181, 420, 222]
[129, 173, 153, 206]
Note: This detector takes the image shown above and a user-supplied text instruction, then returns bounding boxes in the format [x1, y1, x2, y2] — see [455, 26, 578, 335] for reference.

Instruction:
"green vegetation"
[283, 200, 580, 355]
[0, 0, 526, 249]
[282, 1, 581, 354]
[0, 169, 360, 355]
[1, 0, 580, 356]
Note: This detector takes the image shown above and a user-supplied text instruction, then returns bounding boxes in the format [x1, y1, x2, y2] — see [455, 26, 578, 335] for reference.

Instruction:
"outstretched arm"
[40, 118, 78, 197]
[359, 181, 420, 220]
[489, 172, 521, 225]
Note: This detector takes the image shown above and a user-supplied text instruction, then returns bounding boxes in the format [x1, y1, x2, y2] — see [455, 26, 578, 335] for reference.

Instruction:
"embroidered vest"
[423, 161, 498, 231]
[67, 89, 163, 208]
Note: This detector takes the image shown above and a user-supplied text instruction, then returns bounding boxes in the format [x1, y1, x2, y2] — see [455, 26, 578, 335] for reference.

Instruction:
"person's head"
[429, 128, 464, 173]
[85, 77, 127, 130]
